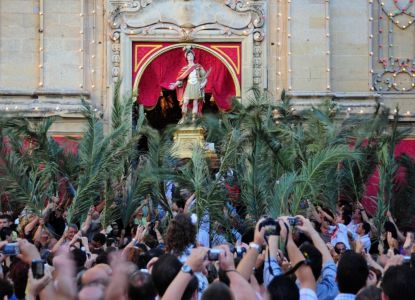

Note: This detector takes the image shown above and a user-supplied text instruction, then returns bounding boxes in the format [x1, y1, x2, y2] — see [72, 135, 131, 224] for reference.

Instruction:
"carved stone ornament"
[109, 0, 265, 41]
[108, 0, 266, 84]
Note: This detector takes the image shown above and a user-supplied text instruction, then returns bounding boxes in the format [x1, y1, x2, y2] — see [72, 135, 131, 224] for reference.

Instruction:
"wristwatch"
[249, 242, 262, 254]
[181, 264, 194, 276]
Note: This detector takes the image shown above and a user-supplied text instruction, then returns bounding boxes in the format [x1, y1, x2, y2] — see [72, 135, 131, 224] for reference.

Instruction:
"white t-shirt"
[330, 224, 351, 249]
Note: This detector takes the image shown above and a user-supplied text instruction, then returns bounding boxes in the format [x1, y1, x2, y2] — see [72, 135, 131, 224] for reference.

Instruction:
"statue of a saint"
[169, 46, 209, 123]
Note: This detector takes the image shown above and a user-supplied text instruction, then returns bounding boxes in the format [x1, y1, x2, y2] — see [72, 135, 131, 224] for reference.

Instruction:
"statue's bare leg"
[179, 98, 189, 124]
[192, 99, 198, 122]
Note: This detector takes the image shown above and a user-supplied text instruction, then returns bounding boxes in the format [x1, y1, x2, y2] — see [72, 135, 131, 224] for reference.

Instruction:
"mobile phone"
[1, 243, 20, 256]
[31, 260, 45, 279]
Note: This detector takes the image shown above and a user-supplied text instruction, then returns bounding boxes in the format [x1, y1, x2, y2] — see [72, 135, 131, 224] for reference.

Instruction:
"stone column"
[331, 0, 371, 92]
[290, 0, 329, 92]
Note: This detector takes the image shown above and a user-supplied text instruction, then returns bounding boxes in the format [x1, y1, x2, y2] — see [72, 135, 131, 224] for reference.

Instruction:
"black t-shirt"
[47, 211, 66, 238]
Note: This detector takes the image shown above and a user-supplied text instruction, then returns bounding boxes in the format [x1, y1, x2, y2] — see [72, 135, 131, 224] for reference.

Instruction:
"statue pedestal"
[173, 126, 206, 159]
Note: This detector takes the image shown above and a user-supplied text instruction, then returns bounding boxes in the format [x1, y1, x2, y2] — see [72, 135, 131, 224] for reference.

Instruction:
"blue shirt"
[334, 293, 355, 300]
[263, 257, 283, 286]
[264, 258, 338, 300]
[317, 260, 339, 300]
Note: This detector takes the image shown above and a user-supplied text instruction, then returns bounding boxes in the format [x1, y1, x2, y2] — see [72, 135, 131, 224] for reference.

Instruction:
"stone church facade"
[1, 0, 414, 135]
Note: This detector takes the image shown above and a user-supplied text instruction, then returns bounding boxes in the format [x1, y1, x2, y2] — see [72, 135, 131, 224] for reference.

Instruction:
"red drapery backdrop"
[135, 44, 239, 111]
[362, 139, 415, 215]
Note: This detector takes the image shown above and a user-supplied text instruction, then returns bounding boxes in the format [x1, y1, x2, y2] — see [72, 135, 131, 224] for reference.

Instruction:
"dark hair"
[0, 214, 12, 222]
[254, 260, 264, 284]
[128, 271, 157, 300]
[71, 248, 87, 272]
[383, 221, 398, 239]
[206, 263, 218, 284]
[9, 259, 29, 299]
[173, 198, 185, 210]
[267, 275, 299, 300]
[165, 214, 196, 254]
[0, 227, 13, 241]
[95, 252, 109, 265]
[299, 242, 322, 280]
[337, 251, 369, 294]
[137, 247, 165, 269]
[182, 276, 198, 300]
[143, 233, 158, 249]
[321, 207, 334, 220]
[0, 278, 13, 299]
[202, 282, 233, 300]
[362, 222, 371, 235]
[342, 214, 351, 226]
[356, 286, 381, 300]
[369, 266, 382, 284]
[92, 233, 107, 246]
[218, 269, 230, 286]
[382, 264, 415, 300]
[151, 254, 183, 297]
[241, 227, 254, 245]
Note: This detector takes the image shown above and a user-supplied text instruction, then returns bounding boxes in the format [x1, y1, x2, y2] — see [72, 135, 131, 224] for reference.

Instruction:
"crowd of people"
[0, 185, 415, 300]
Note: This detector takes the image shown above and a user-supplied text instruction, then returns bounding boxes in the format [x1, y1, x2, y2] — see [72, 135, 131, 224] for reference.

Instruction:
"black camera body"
[229, 245, 247, 257]
[259, 218, 281, 237]
[207, 249, 223, 261]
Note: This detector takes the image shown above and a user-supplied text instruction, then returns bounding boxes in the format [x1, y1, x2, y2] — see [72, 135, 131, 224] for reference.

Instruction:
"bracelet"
[224, 269, 237, 273]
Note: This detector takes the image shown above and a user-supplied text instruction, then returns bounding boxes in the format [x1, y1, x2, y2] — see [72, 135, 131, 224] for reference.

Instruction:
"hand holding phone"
[31, 259, 45, 279]
[0, 243, 20, 256]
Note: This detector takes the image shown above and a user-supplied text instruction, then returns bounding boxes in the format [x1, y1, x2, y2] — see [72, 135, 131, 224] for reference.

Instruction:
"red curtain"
[138, 47, 235, 111]
[362, 139, 415, 214]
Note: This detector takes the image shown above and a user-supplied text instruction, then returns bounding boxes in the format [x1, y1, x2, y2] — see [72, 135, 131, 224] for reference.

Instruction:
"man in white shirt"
[330, 212, 352, 250]
[355, 222, 371, 253]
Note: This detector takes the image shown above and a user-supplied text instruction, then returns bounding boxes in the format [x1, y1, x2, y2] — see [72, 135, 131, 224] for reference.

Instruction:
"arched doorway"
[133, 44, 240, 129]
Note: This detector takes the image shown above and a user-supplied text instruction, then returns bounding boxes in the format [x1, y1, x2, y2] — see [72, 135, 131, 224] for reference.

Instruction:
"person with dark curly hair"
[165, 213, 197, 259]
[165, 213, 209, 296]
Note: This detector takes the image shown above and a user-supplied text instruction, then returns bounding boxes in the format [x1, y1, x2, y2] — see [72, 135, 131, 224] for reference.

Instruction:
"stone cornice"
[0, 89, 90, 97]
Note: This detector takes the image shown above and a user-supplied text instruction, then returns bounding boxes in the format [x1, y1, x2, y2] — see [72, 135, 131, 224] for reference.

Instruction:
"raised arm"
[296, 215, 333, 263]
[162, 247, 209, 300]
[33, 218, 45, 243]
[51, 230, 68, 254]
[80, 206, 94, 234]
[317, 206, 334, 223]
[279, 219, 316, 291]
[309, 202, 323, 224]
[218, 245, 257, 300]
[386, 211, 405, 242]
[24, 216, 40, 236]
[236, 218, 265, 281]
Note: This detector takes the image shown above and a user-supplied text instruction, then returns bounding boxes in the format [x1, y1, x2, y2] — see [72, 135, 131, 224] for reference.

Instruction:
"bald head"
[81, 264, 111, 286]
[79, 284, 105, 300]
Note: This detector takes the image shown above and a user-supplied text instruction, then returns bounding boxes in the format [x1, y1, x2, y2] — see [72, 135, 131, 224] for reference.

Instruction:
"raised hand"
[186, 247, 209, 273]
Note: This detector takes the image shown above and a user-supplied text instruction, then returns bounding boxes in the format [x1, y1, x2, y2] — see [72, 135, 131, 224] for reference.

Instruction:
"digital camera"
[1, 243, 20, 256]
[207, 249, 223, 261]
[259, 218, 281, 237]
[229, 245, 247, 257]
[287, 216, 300, 226]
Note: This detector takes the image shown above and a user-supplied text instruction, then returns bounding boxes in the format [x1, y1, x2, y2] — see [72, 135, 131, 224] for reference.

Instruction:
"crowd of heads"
[0, 185, 415, 300]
